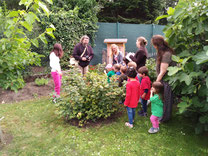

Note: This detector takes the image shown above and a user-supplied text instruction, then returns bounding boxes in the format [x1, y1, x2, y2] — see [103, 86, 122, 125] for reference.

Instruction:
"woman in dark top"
[151, 35, 175, 122]
[130, 37, 148, 70]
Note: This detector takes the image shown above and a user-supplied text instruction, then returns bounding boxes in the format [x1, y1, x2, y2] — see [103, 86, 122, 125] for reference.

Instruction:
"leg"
[51, 72, 61, 96]
[132, 108, 136, 121]
[141, 99, 147, 114]
[126, 107, 133, 125]
[83, 65, 89, 75]
[150, 115, 159, 128]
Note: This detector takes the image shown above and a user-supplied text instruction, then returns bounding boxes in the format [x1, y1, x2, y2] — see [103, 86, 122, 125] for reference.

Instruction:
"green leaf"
[178, 101, 188, 114]
[45, 0, 53, 4]
[167, 66, 181, 76]
[38, 2, 50, 17]
[155, 15, 169, 21]
[172, 55, 180, 62]
[179, 73, 192, 85]
[206, 77, 208, 88]
[8, 11, 19, 17]
[20, 21, 33, 31]
[193, 51, 208, 64]
[167, 7, 175, 15]
[39, 34, 48, 44]
[31, 39, 39, 48]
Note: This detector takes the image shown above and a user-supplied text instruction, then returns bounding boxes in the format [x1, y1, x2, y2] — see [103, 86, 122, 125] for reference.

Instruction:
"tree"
[0, 0, 55, 91]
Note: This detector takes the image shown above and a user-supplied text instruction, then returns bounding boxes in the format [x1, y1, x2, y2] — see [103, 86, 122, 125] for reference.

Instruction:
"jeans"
[150, 115, 159, 128]
[141, 99, 147, 113]
[126, 107, 136, 125]
[51, 72, 62, 96]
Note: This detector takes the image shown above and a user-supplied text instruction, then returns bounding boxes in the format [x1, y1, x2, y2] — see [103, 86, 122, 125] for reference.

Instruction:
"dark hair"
[120, 66, 127, 74]
[138, 66, 148, 75]
[114, 64, 121, 71]
[152, 81, 164, 100]
[51, 43, 64, 58]
[126, 67, 137, 78]
[151, 35, 174, 65]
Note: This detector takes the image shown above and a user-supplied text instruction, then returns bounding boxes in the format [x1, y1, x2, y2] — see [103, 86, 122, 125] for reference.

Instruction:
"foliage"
[88, 63, 106, 75]
[35, 77, 49, 86]
[36, 0, 100, 68]
[146, 58, 157, 82]
[156, 0, 208, 134]
[98, 0, 167, 24]
[0, 0, 54, 91]
[55, 68, 125, 126]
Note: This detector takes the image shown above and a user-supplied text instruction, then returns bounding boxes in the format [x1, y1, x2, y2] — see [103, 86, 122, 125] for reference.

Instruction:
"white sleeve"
[49, 52, 61, 72]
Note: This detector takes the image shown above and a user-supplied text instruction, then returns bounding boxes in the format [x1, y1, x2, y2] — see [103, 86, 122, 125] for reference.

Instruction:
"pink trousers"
[51, 72, 62, 96]
[150, 115, 159, 128]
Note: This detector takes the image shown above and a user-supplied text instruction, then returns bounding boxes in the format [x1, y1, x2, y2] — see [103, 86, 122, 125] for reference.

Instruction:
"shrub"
[55, 68, 126, 126]
[156, 0, 208, 134]
[146, 58, 157, 82]
[35, 78, 49, 86]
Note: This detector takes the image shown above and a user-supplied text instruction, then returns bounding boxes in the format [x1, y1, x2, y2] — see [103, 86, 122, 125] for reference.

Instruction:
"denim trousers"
[51, 72, 62, 96]
[141, 99, 147, 113]
[126, 107, 136, 125]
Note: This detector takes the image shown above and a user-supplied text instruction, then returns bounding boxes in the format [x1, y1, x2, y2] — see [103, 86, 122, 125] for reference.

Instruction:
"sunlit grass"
[0, 97, 207, 155]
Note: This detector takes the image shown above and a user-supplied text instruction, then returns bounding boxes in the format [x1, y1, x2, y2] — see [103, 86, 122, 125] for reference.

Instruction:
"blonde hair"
[127, 61, 137, 69]
[80, 35, 89, 43]
[110, 44, 119, 57]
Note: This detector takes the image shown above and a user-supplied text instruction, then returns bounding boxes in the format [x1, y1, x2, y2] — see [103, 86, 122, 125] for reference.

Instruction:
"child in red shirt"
[138, 66, 151, 117]
[124, 67, 140, 128]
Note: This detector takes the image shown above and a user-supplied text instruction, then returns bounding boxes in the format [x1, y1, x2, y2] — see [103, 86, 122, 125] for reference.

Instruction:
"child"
[114, 64, 121, 75]
[138, 66, 151, 117]
[49, 43, 64, 98]
[118, 66, 127, 87]
[105, 64, 115, 83]
[127, 61, 137, 69]
[124, 67, 140, 128]
[148, 81, 164, 134]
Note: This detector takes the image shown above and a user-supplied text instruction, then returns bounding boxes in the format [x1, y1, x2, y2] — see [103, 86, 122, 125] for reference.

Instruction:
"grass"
[0, 97, 208, 156]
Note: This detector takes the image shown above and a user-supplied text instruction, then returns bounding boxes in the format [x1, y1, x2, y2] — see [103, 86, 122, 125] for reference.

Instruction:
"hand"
[141, 94, 146, 99]
[129, 55, 134, 59]
[82, 57, 87, 61]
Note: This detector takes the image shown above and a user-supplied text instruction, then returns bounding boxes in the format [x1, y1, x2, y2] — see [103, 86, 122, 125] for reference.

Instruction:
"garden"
[0, 0, 208, 155]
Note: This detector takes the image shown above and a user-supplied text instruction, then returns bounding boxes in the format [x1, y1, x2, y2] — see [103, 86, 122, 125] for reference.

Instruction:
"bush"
[35, 78, 49, 86]
[157, 0, 208, 134]
[55, 68, 125, 126]
[146, 58, 157, 82]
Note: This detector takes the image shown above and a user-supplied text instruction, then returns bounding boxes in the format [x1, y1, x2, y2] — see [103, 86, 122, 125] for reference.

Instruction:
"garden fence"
[91, 22, 165, 65]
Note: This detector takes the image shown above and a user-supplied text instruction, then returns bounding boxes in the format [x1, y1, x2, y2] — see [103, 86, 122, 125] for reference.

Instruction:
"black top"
[73, 43, 94, 67]
[130, 48, 147, 70]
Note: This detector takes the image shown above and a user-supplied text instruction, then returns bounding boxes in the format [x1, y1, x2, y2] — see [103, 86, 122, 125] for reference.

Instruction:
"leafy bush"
[88, 63, 106, 75]
[55, 68, 125, 126]
[36, 0, 100, 69]
[0, 0, 54, 91]
[157, 0, 208, 134]
[35, 78, 49, 86]
[146, 58, 157, 82]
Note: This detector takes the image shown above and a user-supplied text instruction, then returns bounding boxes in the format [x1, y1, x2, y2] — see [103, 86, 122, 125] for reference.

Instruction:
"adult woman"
[73, 35, 94, 75]
[129, 37, 148, 70]
[111, 44, 123, 65]
[151, 35, 175, 122]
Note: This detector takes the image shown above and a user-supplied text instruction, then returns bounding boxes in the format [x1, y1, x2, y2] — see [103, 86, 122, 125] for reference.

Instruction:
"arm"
[141, 89, 148, 99]
[124, 83, 131, 107]
[130, 50, 144, 63]
[73, 44, 82, 61]
[89, 46, 94, 61]
[156, 62, 169, 82]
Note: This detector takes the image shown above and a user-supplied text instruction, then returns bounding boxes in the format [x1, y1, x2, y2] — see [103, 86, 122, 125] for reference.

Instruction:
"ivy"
[156, 0, 208, 134]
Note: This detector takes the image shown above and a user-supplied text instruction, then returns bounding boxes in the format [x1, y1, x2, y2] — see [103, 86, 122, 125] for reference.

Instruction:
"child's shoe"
[125, 122, 133, 128]
[148, 127, 159, 134]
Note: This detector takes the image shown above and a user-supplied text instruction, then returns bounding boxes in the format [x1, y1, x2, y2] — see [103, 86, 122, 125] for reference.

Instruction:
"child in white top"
[49, 43, 64, 98]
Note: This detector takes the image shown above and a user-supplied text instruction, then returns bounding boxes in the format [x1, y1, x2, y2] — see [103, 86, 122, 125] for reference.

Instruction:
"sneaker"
[125, 122, 133, 128]
[148, 127, 159, 134]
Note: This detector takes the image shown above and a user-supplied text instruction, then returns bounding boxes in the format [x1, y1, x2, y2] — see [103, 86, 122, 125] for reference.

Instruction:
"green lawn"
[0, 97, 207, 156]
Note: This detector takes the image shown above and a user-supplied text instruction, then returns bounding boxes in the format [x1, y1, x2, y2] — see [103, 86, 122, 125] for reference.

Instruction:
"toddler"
[114, 64, 121, 75]
[148, 81, 164, 134]
[138, 66, 151, 117]
[105, 64, 115, 83]
[124, 67, 140, 128]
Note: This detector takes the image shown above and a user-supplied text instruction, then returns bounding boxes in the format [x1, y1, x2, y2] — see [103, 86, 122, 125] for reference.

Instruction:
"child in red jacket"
[124, 67, 141, 128]
[138, 66, 151, 117]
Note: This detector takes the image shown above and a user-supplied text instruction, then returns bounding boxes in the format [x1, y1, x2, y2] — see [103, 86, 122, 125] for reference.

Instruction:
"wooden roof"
[104, 38, 127, 43]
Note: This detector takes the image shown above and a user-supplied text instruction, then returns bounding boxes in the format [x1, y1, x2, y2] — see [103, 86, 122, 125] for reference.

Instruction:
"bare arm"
[156, 62, 169, 82]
